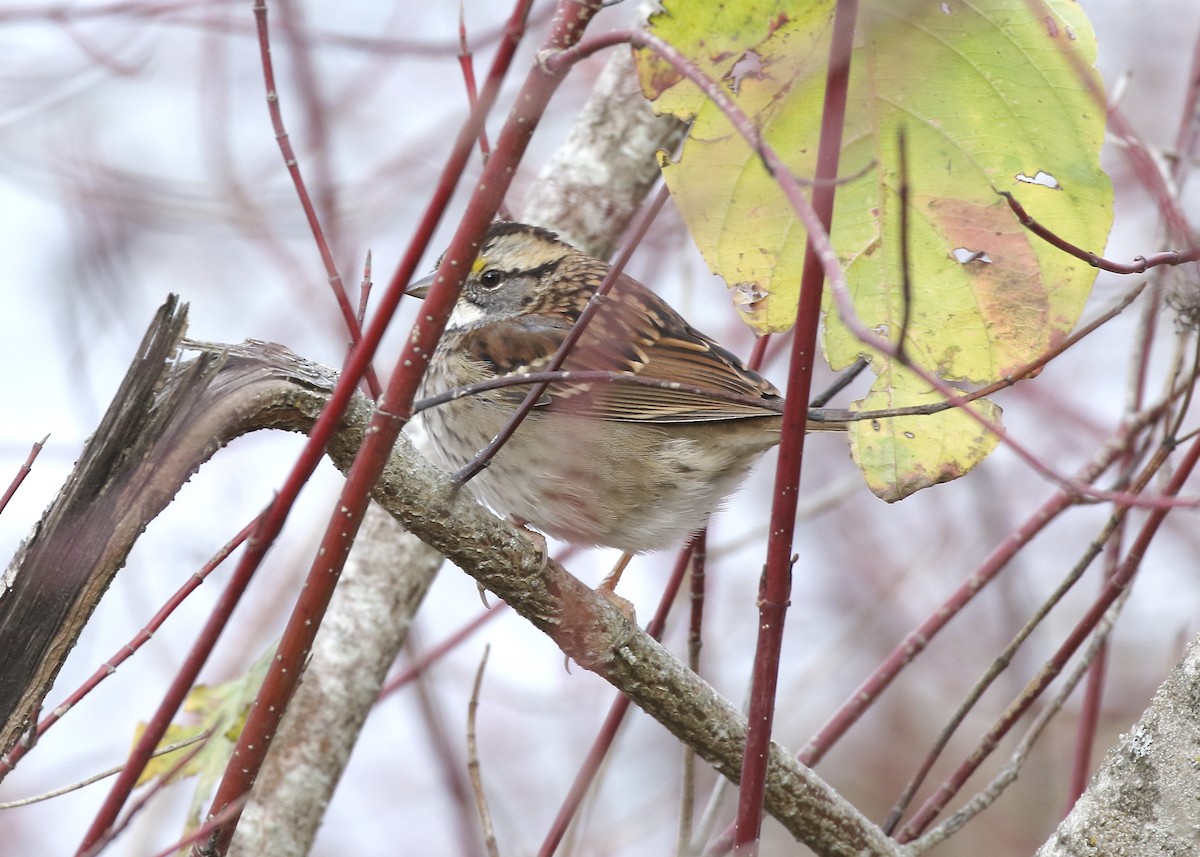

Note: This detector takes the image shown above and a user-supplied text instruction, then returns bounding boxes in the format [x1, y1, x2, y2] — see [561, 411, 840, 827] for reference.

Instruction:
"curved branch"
[0, 301, 897, 855]
[205, 338, 894, 855]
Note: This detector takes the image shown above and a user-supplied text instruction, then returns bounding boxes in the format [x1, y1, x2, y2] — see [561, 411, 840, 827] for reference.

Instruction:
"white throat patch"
[446, 299, 486, 331]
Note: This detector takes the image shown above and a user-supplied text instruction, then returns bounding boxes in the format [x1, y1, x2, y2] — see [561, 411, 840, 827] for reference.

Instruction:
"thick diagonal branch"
[223, 339, 892, 854]
[200, 347, 896, 856]
[1, 304, 893, 854]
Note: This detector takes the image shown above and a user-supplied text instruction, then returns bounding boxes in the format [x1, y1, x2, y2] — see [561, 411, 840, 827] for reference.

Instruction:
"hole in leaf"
[953, 247, 993, 264]
[940, 2, 952, 13]
[1015, 170, 1061, 189]
[732, 281, 767, 302]
[730, 281, 768, 316]
[727, 51, 764, 94]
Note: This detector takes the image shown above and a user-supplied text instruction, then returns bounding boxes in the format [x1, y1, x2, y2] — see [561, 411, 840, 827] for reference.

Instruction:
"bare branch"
[1, 304, 897, 854]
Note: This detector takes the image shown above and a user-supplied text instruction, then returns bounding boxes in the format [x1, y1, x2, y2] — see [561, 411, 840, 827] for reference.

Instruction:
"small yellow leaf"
[131, 645, 275, 836]
[132, 722, 209, 787]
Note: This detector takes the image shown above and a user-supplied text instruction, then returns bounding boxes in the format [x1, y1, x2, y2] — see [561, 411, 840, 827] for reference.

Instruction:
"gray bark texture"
[1038, 635, 1200, 857]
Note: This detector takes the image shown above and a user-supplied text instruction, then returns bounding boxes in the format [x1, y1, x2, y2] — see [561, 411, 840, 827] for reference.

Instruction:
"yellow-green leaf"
[635, 0, 1112, 497]
[637, 0, 836, 334]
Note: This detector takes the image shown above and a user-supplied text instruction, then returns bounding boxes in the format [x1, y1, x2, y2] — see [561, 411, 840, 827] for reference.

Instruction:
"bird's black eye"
[479, 269, 504, 289]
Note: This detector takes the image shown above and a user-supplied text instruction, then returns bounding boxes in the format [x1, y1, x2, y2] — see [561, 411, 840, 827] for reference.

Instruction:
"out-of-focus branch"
[1038, 633, 1200, 857]
[521, 45, 685, 258]
[227, 505, 442, 857]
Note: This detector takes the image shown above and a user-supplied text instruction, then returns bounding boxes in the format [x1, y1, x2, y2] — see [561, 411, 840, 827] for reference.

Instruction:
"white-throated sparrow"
[409, 222, 840, 555]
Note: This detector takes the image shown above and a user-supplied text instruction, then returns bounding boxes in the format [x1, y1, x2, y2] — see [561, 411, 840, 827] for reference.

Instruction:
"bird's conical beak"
[405, 272, 435, 299]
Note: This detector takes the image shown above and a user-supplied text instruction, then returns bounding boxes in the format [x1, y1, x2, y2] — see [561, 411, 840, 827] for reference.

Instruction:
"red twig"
[898, 430, 1200, 840]
[999, 191, 1199, 274]
[187, 3, 597, 854]
[457, 1, 509, 223]
[1106, 107, 1193, 247]
[0, 435, 46, 516]
[75, 0, 533, 849]
[687, 530, 708, 673]
[1169, 27, 1200, 186]
[736, 1, 857, 846]
[1065, 536, 1117, 808]
[252, 0, 381, 399]
[356, 251, 372, 332]
[378, 603, 507, 699]
[0, 516, 257, 777]
[538, 542, 695, 857]
[680, 530, 708, 849]
[799, 403, 1168, 770]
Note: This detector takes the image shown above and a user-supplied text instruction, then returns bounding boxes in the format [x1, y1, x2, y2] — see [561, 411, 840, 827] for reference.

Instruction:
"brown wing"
[466, 273, 782, 424]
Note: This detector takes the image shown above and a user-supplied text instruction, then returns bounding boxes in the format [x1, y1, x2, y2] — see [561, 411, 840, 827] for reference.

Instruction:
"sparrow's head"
[408, 222, 599, 330]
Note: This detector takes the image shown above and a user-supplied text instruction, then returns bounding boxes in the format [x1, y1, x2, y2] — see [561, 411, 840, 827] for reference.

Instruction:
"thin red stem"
[457, 1, 509, 222]
[253, 0, 381, 398]
[379, 603, 508, 699]
[0, 516, 257, 777]
[898, 431, 1200, 840]
[188, 3, 596, 854]
[1066, 566, 1111, 807]
[735, 1, 857, 848]
[999, 191, 1198, 274]
[0, 435, 46, 516]
[799, 407, 1164, 768]
[75, 0, 532, 849]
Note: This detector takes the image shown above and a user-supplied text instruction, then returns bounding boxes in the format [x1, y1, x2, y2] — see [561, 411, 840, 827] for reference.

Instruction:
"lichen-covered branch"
[1038, 633, 1200, 857]
[0, 300, 896, 855]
